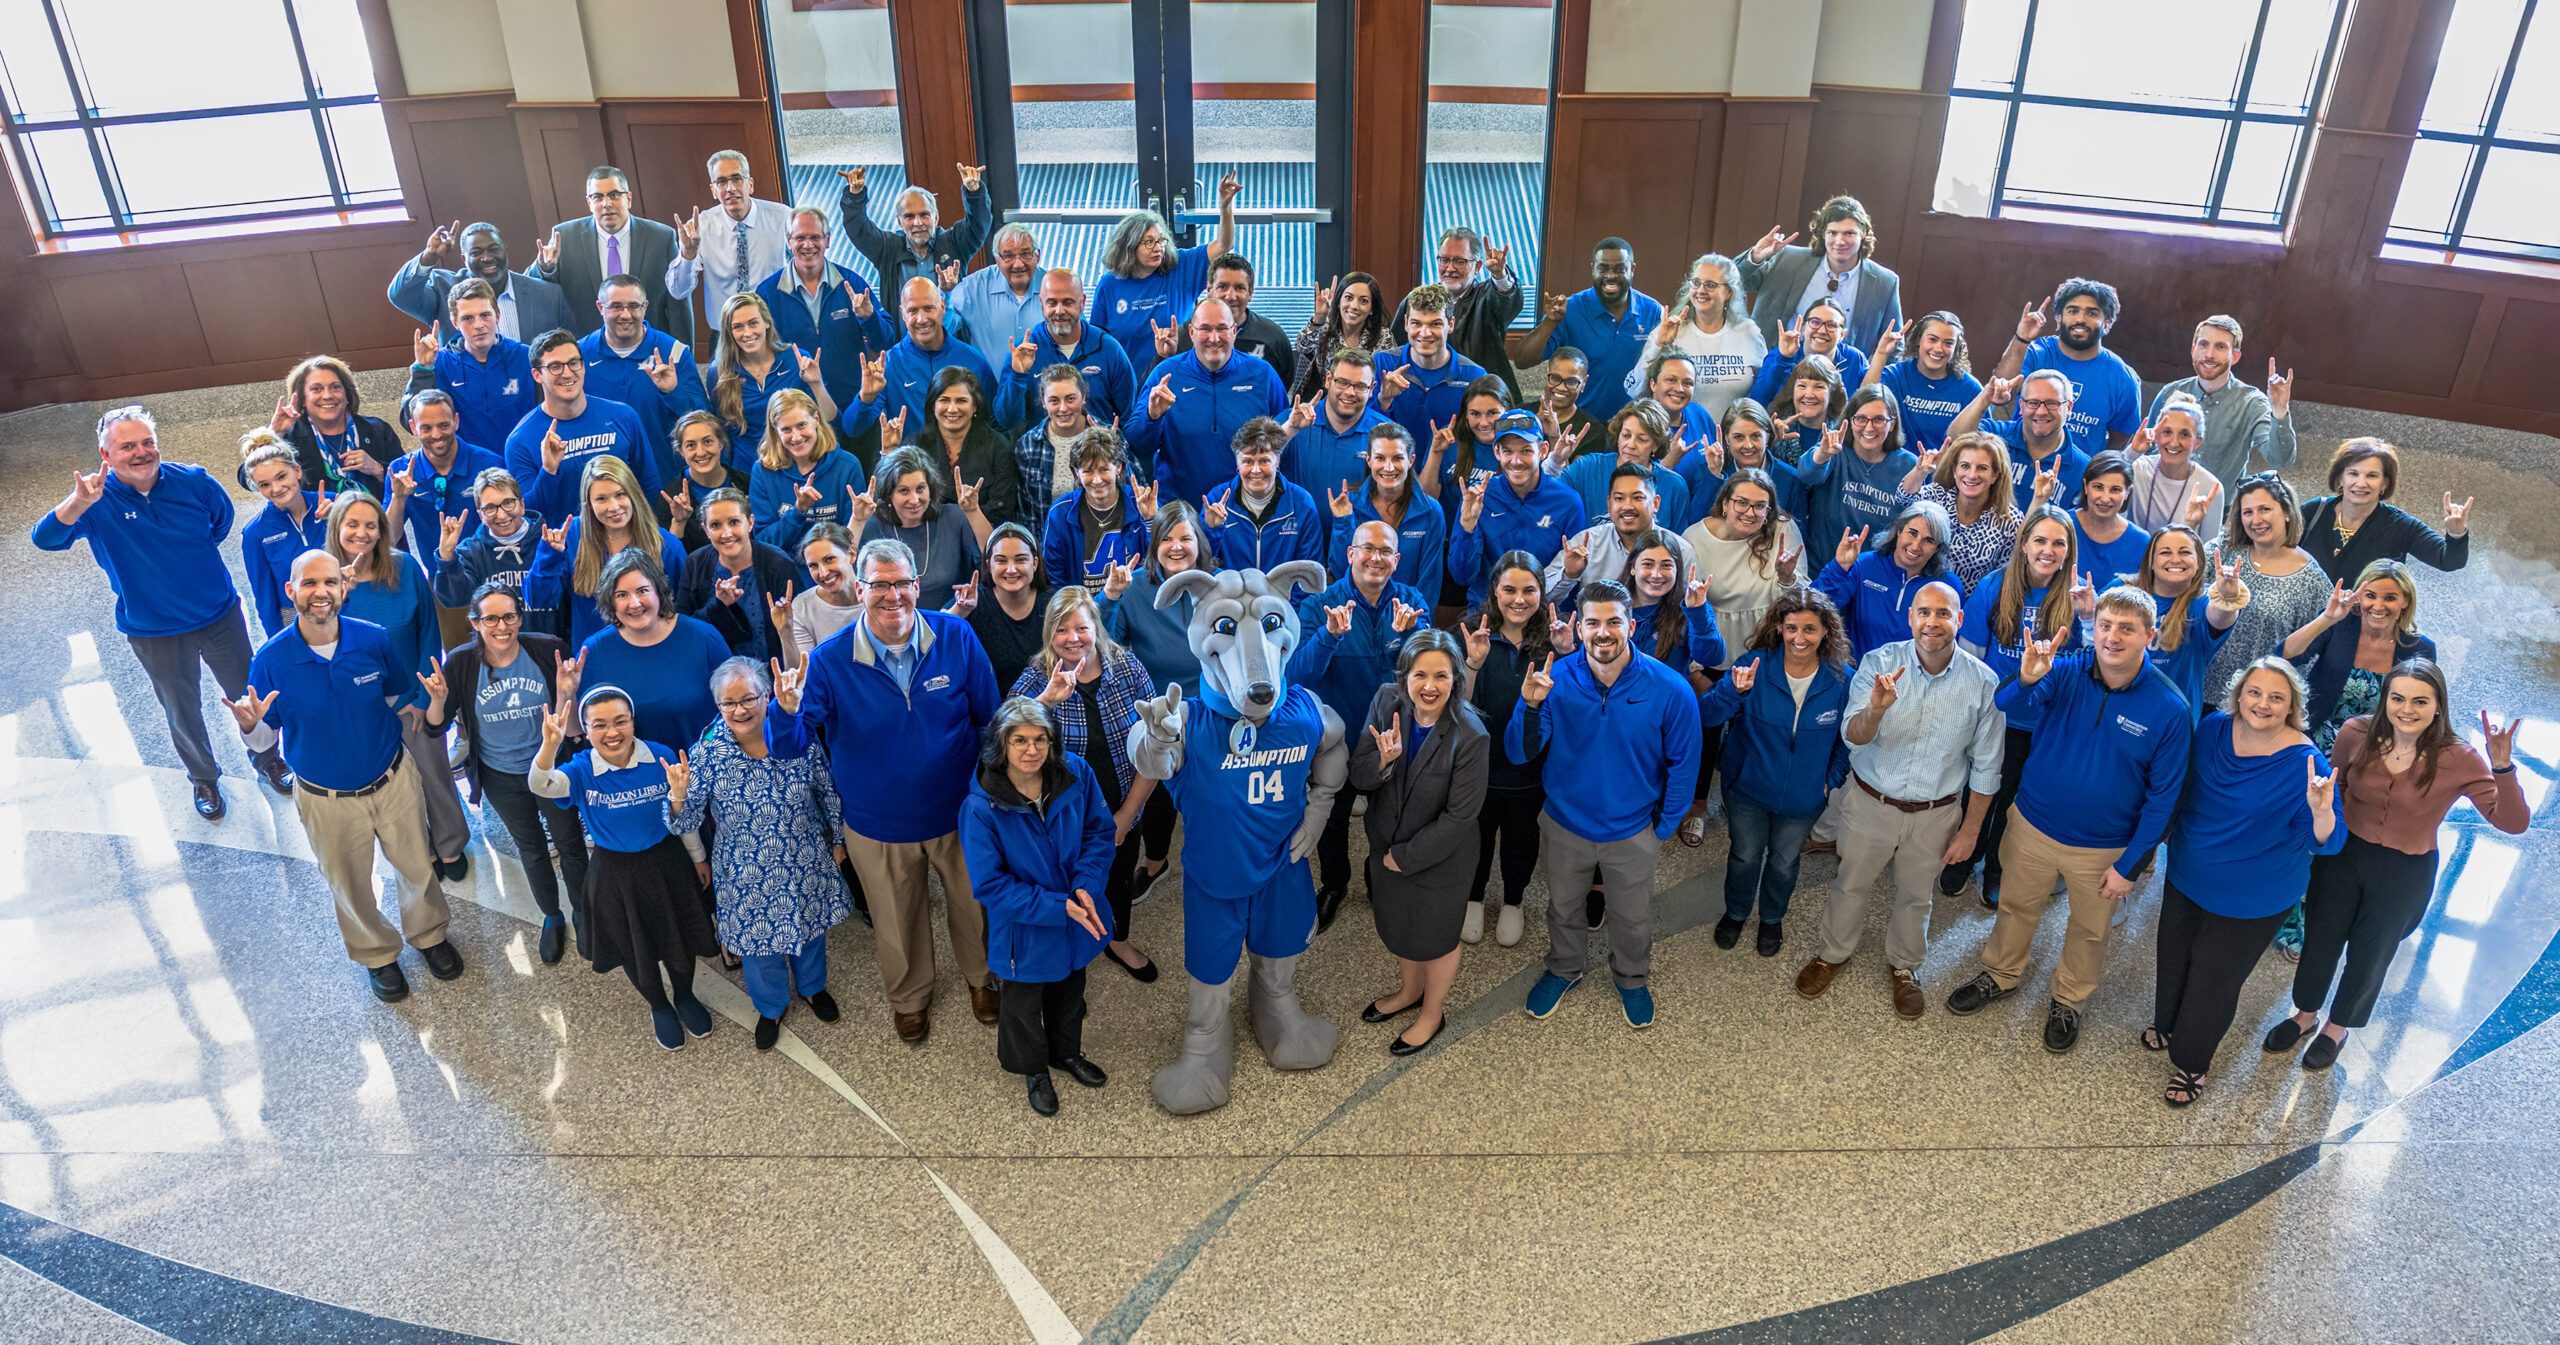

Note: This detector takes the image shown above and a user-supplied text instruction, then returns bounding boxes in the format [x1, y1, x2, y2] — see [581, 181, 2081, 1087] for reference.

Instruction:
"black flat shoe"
[1104, 946, 1159, 983]
[2300, 1030, 2346, 1071]
[537, 915, 565, 965]
[1755, 921, 1784, 957]
[1131, 863, 1165, 903]
[1980, 872, 2002, 910]
[1713, 915, 1746, 950]
[754, 1016, 781, 1051]
[1315, 886, 1347, 933]
[1390, 1017, 1444, 1057]
[2262, 1017, 2313, 1053]
[1361, 996, 1420, 1024]
[1937, 864, 1972, 898]
[1057, 1055, 1107, 1089]
[1026, 1072, 1059, 1116]
[433, 853, 469, 883]
[806, 991, 840, 1022]
[420, 940, 464, 981]
[366, 961, 409, 1003]
[191, 780, 226, 821]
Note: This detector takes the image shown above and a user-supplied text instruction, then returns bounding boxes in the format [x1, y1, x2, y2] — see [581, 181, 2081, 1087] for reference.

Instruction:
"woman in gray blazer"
[1348, 629, 1491, 1056]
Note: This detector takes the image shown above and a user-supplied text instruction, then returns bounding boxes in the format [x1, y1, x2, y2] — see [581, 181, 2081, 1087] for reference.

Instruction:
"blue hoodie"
[1126, 349, 1290, 506]
[1815, 549, 1960, 661]
[1446, 469, 1585, 606]
[31, 462, 239, 639]
[1504, 648, 1700, 843]
[1996, 651, 2193, 877]
[1290, 576, 1434, 725]
[771, 609, 999, 843]
[998, 322, 1139, 429]
[1041, 486, 1150, 589]
[1328, 484, 1447, 603]
[961, 755, 1117, 984]
[1696, 647, 1851, 816]
[1204, 476, 1329, 572]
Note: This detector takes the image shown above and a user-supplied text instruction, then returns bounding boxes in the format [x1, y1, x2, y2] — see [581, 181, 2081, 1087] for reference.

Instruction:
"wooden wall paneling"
[605, 100, 777, 221]
[1711, 99, 1811, 250]
[312, 240, 430, 355]
[50, 267, 215, 379]
[1541, 97, 1721, 302]
[181, 253, 337, 367]
[513, 105, 613, 233]
[389, 93, 539, 251]
[2468, 296, 2560, 417]
[1349, 0, 1430, 281]
[888, 0, 982, 213]
[1799, 86, 1926, 255]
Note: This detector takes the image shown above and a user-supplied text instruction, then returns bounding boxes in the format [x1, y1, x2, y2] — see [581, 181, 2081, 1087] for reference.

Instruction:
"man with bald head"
[999, 268, 1137, 429]
[1128, 296, 1289, 505]
[841, 275, 1003, 446]
[1289, 516, 1433, 930]
[236, 550, 461, 1004]
[1797, 579, 2003, 1019]
[836, 163, 993, 293]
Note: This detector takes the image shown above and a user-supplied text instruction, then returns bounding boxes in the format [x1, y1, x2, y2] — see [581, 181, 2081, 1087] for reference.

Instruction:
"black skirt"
[585, 837, 723, 975]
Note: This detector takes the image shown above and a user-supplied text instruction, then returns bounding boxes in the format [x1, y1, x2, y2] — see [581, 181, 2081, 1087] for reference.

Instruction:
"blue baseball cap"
[1493, 409, 1544, 445]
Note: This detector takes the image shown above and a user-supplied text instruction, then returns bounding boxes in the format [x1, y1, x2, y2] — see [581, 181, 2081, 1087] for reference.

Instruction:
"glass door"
[1424, 0, 1555, 323]
[759, 0, 909, 287]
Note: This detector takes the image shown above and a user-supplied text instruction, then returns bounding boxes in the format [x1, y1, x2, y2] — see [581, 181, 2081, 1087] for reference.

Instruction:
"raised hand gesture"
[1102, 558, 1134, 600]
[553, 649, 585, 707]
[1133, 480, 1159, 521]
[1727, 660, 1757, 694]
[1520, 652, 1556, 705]
[1287, 395, 1319, 434]
[1746, 225, 1795, 264]
[1485, 242, 1511, 280]
[1216, 168, 1241, 206]
[1867, 665, 1903, 715]
[836, 165, 867, 194]
[1380, 366, 1415, 408]
[1369, 712, 1404, 768]
[879, 407, 907, 452]
[1429, 416, 1457, 461]
[1774, 534, 1804, 583]
[846, 488, 876, 530]
[1653, 307, 1684, 346]
[269, 394, 301, 435]
[1327, 482, 1354, 519]
[536, 229, 561, 271]
[2015, 297, 2050, 344]
[934, 258, 960, 293]
[1683, 575, 1713, 609]
[643, 351, 680, 393]
[2443, 491, 2474, 537]
[1834, 525, 1869, 571]
[2481, 709, 2519, 769]
[67, 468, 105, 511]
[845, 281, 874, 320]
[2018, 631, 2062, 684]
[946, 570, 980, 617]
[539, 418, 567, 474]
[226, 688, 278, 734]
[2030, 453, 2062, 509]
[1136, 681, 1185, 742]
[768, 580, 797, 629]
[1463, 614, 1493, 667]
[388, 466, 416, 504]
[421, 219, 461, 268]
[794, 478, 823, 515]
[1547, 603, 1577, 655]
[771, 656, 806, 713]
[1203, 487, 1232, 531]
[412, 324, 441, 367]
[1038, 655, 1078, 705]
[438, 511, 465, 558]
[859, 352, 888, 404]
[714, 573, 743, 607]
[958, 162, 987, 191]
[2069, 570, 2098, 621]
[1561, 533, 1592, 579]
[2321, 577, 2354, 624]
[2209, 553, 2250, 608]
[2304, 756, 2335, 815]
[1010, 335, 1038, 375]
[1458, 472, 1488, 531]
[417, 655, 449, 707]
[1874, 318, 1911, 365]
[1147, 374, 1177, 420]
[2265, 358, 2293, 418]
[663, 748, 692, 802]
[1390, 598, 1424, 633]
[2182, 480, 2223, 529]
[664, 488, 694, 532]
[1152, 319, 1178, 359]
[1813, 423, 1843, 464]
[1777, 317, 1803, 359]
[1543, 291, 1568, 324]
[674, 207, 702, 260]
[538, 701, 571, 752]
[542, 521, 569, 553]
[1312, 274, 1337, 316]
[2126, 422, 2154, 458]
[1986, 373, 2021, 407]
[794, 344, 824, 387]
[1314, 601, 1349, 637]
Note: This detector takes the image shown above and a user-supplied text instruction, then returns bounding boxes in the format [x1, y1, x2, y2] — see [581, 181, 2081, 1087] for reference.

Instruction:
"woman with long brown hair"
[711, 292, 836, 474]
[1698, 588, 1853, 957]
[1289, 271, 1390, 401]
[1942, 505, 2083, 908]
[524, 455, 687, 647]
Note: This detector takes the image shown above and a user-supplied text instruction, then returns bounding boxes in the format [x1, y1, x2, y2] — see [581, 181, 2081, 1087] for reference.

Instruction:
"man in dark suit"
[533, 166, 692, 347]
[386, 220, 574, 343]
[1735, 195, 1903, 358]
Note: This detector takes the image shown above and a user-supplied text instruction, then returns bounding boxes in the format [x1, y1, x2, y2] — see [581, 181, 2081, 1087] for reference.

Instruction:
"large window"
[1934, 0, 2347, 228]
[0, 0, 399, 241]
[2387, 0, 2560, 260]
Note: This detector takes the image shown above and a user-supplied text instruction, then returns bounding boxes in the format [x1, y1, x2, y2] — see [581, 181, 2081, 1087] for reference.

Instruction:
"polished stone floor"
[0, 374, 2553, 1344]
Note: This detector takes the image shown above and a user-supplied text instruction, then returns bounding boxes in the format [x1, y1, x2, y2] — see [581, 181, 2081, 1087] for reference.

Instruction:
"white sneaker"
[1496, 903, 1525, 946]
[1460, 901, 1486, 944]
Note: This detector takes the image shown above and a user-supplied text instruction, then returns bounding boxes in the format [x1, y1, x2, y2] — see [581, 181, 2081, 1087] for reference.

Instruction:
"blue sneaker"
[1525, 971, 1581, 1019]
[1619, 984, 1655, 1030]
[650, 1008, 684, 1051]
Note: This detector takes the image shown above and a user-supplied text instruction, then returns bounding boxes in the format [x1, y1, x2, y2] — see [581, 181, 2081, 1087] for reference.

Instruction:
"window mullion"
[36, 0, 127, 231]
[274, 0, 350, 208]
[2204, 0, 2277, 222]
[2447, 0, 2539, 249]
[1988, 0, 2042, 217]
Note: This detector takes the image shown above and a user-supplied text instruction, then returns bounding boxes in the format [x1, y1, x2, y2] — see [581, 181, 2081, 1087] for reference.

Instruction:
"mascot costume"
[1127, 561, 1347, 1115]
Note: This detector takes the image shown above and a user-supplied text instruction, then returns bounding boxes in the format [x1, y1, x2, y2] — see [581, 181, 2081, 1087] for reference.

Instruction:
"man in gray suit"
[532, 165, 692, 348]
[386, 220, 574, 343]
[1736, 195, 1903, 358]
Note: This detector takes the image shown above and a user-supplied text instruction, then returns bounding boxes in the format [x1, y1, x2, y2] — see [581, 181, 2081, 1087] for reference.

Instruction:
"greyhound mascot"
[1127, 561, 1347, 1115]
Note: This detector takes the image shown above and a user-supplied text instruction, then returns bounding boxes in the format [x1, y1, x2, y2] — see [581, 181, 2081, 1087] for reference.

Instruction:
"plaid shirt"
[1008, 647, 1157, 795]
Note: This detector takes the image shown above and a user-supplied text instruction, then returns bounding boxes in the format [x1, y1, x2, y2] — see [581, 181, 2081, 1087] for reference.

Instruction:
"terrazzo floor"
[0, 372, 2552, 1344]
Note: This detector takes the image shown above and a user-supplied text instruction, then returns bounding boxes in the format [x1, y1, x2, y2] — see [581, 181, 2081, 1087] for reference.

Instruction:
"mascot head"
[1155, 561, 1326, 724]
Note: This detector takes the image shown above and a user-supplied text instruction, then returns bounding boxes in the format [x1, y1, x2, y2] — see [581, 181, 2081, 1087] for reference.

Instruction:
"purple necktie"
[606, 232, 623, 278]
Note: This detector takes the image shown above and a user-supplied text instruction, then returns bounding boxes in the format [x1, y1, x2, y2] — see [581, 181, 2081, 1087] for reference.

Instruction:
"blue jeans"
[1723, 789, 1818, 923]
[740, 933, 829, 1018]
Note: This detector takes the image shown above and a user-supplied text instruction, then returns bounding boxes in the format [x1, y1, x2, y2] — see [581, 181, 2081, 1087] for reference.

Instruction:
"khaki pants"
[294, 757, 452, 967]
[1820, 783, 1962, 971]
[1976, 807, 2126, 1008]
[844, 828, 987, 1012]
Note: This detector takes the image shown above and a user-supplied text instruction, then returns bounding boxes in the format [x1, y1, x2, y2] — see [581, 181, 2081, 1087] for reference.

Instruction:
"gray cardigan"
[1736, 248, 1903, 357]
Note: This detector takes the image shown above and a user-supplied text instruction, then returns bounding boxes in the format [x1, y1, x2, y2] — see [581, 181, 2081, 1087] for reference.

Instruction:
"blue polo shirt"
[1282, 404, 1391, 501]
[31, 463, 240, 639]
[1544, 287, 1664, 420]
[555, 741, 683, 855]
[247, 617, 405, 791]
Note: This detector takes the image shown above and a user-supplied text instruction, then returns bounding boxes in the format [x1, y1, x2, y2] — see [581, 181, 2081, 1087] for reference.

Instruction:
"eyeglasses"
[536, 360, 584, 375]
[1802, 318, 1843, 333]
[862, 578, 920, 593]
[1849, 415, 1894, 429]
[1726, 499, 1771, 515]
[1545, 373, 1587, 388]
[586, 189, 630, 202]
[600, 301, 646, 315]
[716, 693, 767, 711]
[2019, 398, 2065, 412]
[1327, 376, 1376, 395]
[470, 611, 522, 626]
[711, 174, 747, 188]
[1348, 543, 1396, 557]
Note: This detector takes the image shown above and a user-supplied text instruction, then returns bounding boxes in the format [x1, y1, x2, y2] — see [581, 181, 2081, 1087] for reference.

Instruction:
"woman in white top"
[2125, 393, 2225, 535]
[780, 521, 863, 666]
[1677, 466, 1806, 845]
[1623, 252, 1766, 419]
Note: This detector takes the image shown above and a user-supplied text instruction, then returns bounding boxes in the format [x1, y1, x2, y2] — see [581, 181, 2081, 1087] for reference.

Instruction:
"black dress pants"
[997, 967, 1088, 1076]
[2153, 880, 2288, 1075]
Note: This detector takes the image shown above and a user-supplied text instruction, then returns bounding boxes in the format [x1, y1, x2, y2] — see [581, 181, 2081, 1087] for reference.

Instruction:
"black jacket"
[426, 633, 567, 802]
[676, 541, 802, 662]
[237, 415, 403, 499]
[2296, 497, 2470, 584]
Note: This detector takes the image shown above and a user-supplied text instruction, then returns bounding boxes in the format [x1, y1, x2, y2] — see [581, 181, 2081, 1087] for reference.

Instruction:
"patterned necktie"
[734, 218, 751, 288]
[606, 232, 623, 279]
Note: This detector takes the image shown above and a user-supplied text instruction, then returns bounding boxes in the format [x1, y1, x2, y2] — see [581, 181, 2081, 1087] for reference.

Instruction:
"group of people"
[35, 160, 2530, 1114]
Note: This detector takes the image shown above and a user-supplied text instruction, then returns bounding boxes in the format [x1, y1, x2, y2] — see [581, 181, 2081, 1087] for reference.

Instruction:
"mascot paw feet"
[1249, 954, 1339, 1071]
[1151, 1057, 1234, 1115]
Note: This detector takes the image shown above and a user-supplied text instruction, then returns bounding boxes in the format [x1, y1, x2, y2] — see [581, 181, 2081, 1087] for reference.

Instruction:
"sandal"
[2164, 1068, 2206, 1108]
[2139, 1025, 2169, 1052]
[1677, 815, 1708, 848]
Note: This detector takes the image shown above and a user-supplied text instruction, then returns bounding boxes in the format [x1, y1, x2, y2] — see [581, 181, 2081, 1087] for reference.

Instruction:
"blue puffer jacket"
[1696, 647, 1852, 816]
[959, 754, 1117, 984]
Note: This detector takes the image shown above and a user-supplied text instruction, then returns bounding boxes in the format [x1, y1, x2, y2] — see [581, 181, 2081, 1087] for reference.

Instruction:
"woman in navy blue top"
[2150, 657, 2342, 1107]
[568, 550, 732, 752]
[1697, 588, 1853, 957]
[530, 686, 721, 1051]
[329, 491, 472, 879]
[2282, 559, 2435, 752]
[1091, 194, 1236, 383]
[711, 292, 838, 474]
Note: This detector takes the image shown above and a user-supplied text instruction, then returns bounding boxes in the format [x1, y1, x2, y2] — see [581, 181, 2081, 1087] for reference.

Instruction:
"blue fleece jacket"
[1996, 651, 2193, 877]
[1446, 470, 1585, 606]
[1696, 647, 1852, 816]
[1370, 347, 1487, 450]
[32, 463, 239, 638]
[748, 448, 868, 554]
[1099, 567, 1204, 692]
[1504, 649, 1701, 843]
[1289, 577, 1434, 724]
[1126, 349, 1290, 506]
[579, 328, 709, 487]
[1328, 485, 1447, 603]
[961, 757, 1117, 984]
[415, 338, 539, 455]
[1815, 550, 1962, 661]
[772, 609, 998, 843]
[998, 323, 1139, 430]
[341, 553, 441, 712]
[1204, 476, 1329, 572]
[758, 267, 897, 413]
[241, 493, 332, 639]
[1040, 486, 1150, 589]
[2166, 712, 2345, 917]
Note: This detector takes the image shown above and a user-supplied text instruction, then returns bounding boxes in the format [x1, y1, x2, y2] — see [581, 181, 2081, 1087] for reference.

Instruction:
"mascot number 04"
[1127, 561, 1347, 1116]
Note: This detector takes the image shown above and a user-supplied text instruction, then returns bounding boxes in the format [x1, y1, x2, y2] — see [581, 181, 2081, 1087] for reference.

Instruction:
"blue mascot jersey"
[1169, 683, 1325, 900]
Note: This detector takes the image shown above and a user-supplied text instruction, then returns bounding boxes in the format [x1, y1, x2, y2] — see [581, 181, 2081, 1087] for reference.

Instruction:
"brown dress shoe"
[970, 982, 1000, 1025]
[1889, 968, 1925, 1019]
[894, 1008, 930, 1043]
[1795, 957, 1844, 999]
